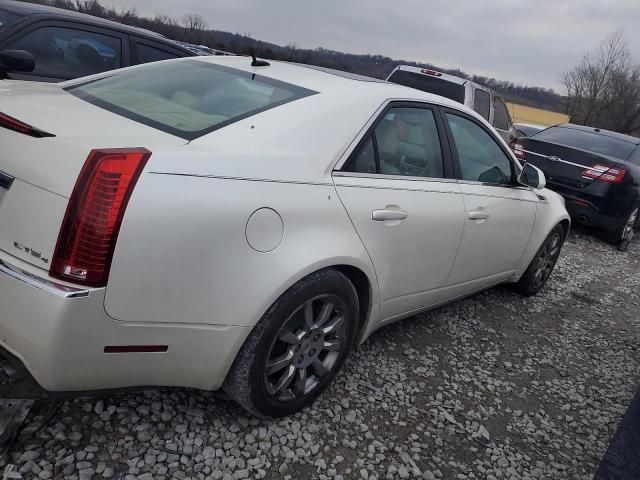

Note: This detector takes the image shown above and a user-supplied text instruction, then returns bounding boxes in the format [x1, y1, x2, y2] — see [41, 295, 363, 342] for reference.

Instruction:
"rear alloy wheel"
[512, 224, 565, 297]
[225, 269, 358, 417]
[616, 207, 638, 252]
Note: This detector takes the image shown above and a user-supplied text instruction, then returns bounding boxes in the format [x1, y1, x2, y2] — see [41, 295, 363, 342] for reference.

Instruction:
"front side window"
[5, 26, 122, 79]
[66, 60, 317, 139]
[346, 106, 444, 178]
[446, 113, 513, 185]
[493, 97, 511, 131]
[133, 43, 180, 65]
[473, 89, 490, 120]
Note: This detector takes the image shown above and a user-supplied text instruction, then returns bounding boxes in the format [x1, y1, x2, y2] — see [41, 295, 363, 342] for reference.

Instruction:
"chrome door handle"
[468, 211, 490, 220]
[372, 209, 409, 221]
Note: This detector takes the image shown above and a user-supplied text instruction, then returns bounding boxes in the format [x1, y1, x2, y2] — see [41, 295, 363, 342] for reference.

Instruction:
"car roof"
[554, 123, 640, 145]
[0, 0, 180, 43]
[189, 56, 478, 112]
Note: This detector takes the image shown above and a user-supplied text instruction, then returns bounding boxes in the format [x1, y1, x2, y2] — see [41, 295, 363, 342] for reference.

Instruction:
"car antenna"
[250, 48, 270, 67]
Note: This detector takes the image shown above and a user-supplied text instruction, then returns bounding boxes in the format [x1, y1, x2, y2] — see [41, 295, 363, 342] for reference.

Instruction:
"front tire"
[512, 224, 565, 297]
[224, 269, 358, 417]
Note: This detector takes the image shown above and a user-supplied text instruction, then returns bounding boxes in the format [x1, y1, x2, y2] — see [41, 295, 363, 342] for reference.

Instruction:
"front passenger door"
[443, 110, 537, 298]
[334, 103, 466, 321]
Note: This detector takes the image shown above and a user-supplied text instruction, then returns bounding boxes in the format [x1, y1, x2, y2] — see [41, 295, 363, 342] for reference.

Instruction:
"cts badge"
[0, 170, 13, 190]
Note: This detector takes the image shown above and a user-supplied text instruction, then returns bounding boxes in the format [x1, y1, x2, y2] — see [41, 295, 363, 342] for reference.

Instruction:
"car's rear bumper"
[563, 195, 623, 232]
[0, 252, 249, 392]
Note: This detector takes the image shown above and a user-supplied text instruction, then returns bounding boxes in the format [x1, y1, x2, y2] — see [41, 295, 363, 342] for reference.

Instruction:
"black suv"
[0, 0, 198, 81]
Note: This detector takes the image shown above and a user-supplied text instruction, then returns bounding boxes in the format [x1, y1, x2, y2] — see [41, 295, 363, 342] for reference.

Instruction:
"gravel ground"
[1, 228, 639, 480]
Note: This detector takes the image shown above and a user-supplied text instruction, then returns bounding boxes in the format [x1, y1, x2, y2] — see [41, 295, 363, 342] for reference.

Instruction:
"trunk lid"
[0, 81, 187, 271]
[519, 138, 625, 200]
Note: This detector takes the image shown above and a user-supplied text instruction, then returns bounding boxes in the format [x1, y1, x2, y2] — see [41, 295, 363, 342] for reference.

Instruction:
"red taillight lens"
[510, 141, 526, 160]
[581, 163, 626, 183]
[50, 148, 151, 287]
[0, 112, 54, 138]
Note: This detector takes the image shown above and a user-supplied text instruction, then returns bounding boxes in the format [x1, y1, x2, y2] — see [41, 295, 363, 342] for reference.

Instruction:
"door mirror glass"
[0, 49, 35, 73]
[518, 163, 546, 189]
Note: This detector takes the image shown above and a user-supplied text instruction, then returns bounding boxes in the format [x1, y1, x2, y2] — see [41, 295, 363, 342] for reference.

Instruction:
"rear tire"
[512, 224, 565, 297]
[224, 269, 358, 417]
[610, 206, 638, 252]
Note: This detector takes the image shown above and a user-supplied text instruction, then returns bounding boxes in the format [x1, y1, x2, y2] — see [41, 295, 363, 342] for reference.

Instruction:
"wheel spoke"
[273, 364, 296, 394]
[313, 302, 334, 329]
[304, 301, 314, 332]
[311, 358, 329, 378]
[294, 367, 308, 397]
[322, 339, 341, 352]
[321, 315, 344, 335]
[266, 350, 294, 375]
[279, 329, 300, 345]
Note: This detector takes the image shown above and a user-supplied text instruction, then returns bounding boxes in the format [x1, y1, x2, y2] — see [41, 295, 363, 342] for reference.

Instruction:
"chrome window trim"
[332, 171, 457, 183]
[0, 259, 90, 299]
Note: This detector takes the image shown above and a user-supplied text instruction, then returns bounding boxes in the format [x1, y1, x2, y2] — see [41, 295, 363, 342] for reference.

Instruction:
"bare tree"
[182, 13, 208, 32]
[563, 29, 640, 133]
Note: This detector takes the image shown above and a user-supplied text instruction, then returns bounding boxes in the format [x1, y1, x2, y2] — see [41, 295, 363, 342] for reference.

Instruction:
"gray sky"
[106, 0, 640, 92]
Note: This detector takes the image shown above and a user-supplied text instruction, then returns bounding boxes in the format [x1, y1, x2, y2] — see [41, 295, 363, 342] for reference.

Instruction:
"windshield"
[66, 60, 317, 140]
[533, 126, 636, 160]
[0, 8, 21, 33]
[388, 70, 465, 104]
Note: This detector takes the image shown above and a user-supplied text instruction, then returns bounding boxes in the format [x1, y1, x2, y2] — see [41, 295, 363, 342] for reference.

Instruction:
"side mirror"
[518, 163, 546, 190]
[0, 50, 36, 73]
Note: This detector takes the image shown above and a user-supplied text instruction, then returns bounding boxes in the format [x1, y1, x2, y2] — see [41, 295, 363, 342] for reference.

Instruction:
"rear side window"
[473, 89, 490, 120]
[346, 106, 444, 179]
[493, 97, 511, 131]
[5, 26, 122, 79]
[66, 60, 317, 140]
[388, 70, 465, 104]
[533, 127, 636, 160]
[133, 43, 180, 65]
[0, 9, 21, 33]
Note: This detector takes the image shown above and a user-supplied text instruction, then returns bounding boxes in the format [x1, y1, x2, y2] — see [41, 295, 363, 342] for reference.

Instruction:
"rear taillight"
[50, 148, 151, 287]
[510, 140, 526, 160]
[581, 163, 626, 183]
[0, 112, 54, 138]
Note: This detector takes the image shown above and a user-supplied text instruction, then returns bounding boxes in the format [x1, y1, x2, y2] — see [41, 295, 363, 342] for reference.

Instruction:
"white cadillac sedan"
[0, 56, 569, 417]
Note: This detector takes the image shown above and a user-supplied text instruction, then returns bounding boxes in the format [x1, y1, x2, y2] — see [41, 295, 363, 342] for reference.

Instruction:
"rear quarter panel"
[104, 166, 378, 330]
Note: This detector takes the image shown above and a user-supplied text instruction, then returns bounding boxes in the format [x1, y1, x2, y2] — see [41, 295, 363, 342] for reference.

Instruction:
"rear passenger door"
[0, 20, 127, 81]
[442, 108, 537, 297]
[334, 102, 466, 321]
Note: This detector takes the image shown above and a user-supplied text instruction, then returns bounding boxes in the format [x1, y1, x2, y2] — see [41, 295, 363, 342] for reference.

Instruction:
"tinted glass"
[493, 97, 511, 130]
[473, 89, 490, 120]
[0, 8, 21, 33]
[388, 70, 465, 103]
[347, 136, 376, 173]
[67, 60, 316, 139]
[134, 43, 180, 65]
[533, 126, 636, 160]
[446, 113, 513, 184]
[5, 26, 121, 79]
[347, 107, 444, 178]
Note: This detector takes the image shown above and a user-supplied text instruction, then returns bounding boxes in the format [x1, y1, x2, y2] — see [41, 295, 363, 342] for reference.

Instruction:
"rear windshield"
[66, 60, 317, 140]
[533, 126, 637, 160]
[0, 8, 21, 33]
[388, 70, 465, 104]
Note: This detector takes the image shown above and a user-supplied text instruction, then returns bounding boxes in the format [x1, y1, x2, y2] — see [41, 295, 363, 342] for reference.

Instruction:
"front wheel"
[224, 269, 358, 417]
[512, 224, 565, 297]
